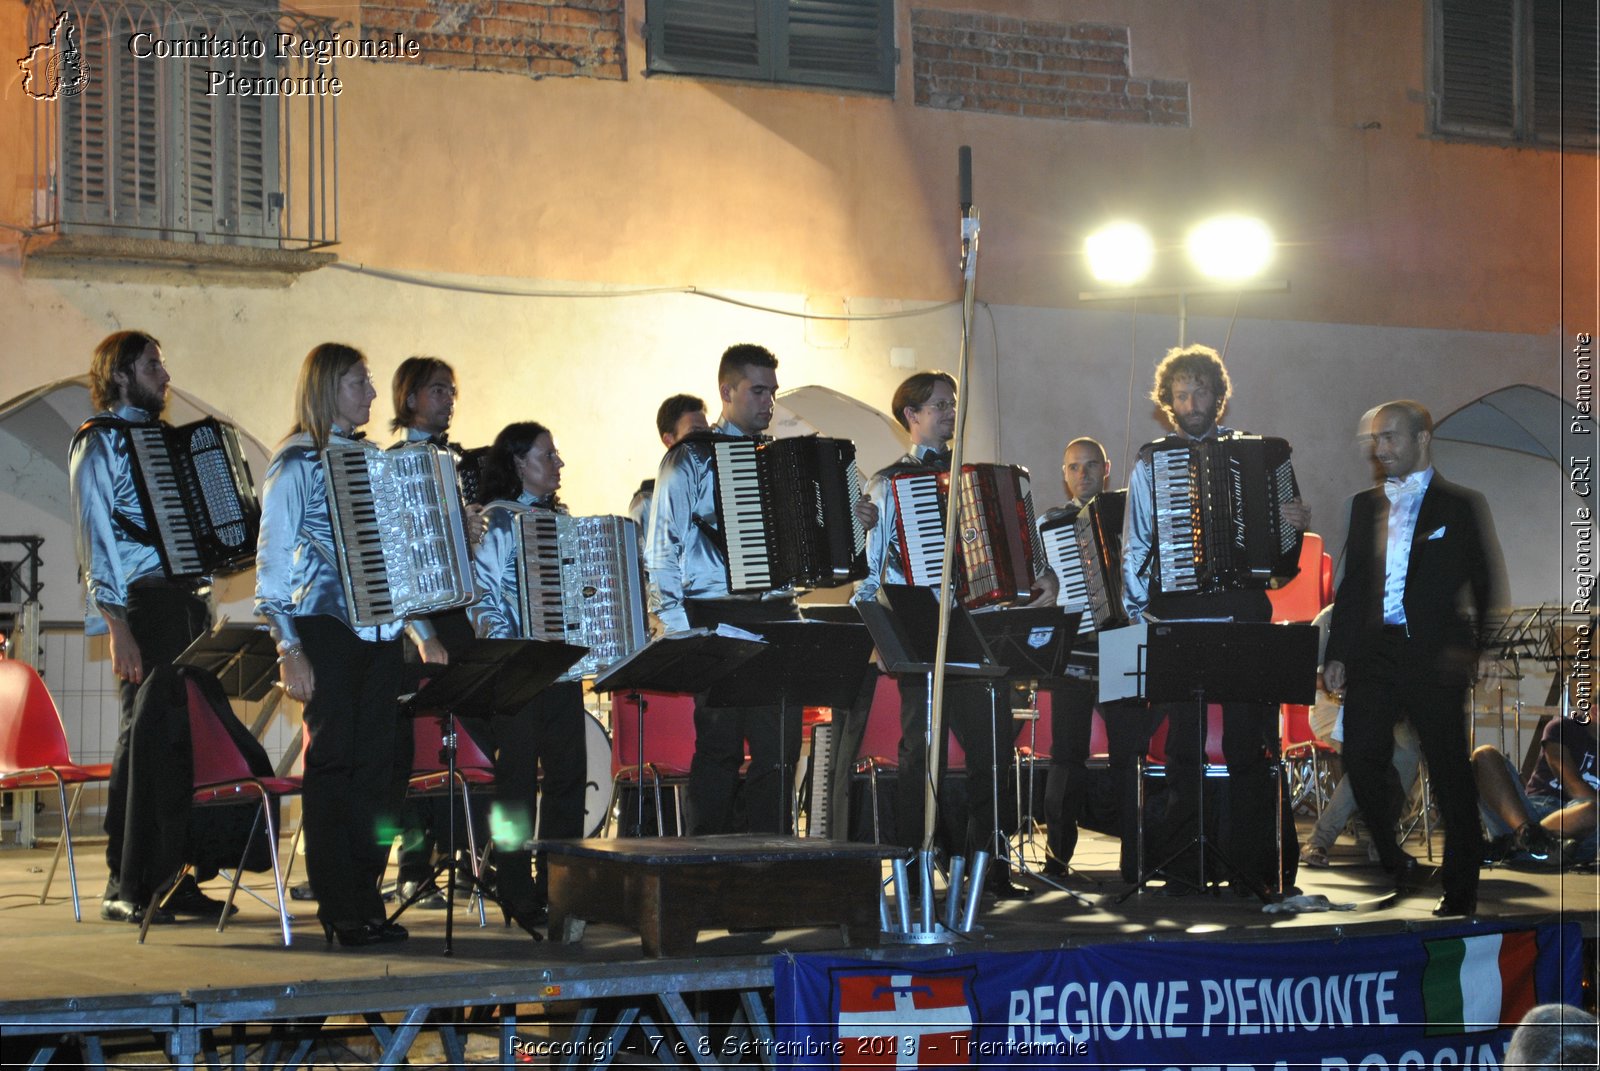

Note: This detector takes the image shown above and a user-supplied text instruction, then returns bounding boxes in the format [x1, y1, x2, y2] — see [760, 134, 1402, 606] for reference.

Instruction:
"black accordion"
[710, 435, 868, 593]
[1148, 434, 1302, 595]
[113, 417, 259, 579]
[889, 462, 1043, 609]
[1039, 490, 1128, 633]
[322, 442, 477, 628]
[512, 508, 648, 680]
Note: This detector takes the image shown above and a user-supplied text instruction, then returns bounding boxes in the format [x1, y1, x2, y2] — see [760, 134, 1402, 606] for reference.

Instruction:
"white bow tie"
[1384, 473, 1424, 503]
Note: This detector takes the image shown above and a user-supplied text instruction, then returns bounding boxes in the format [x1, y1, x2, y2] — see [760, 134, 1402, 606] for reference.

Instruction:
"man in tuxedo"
[1323, 400, 1504, 916]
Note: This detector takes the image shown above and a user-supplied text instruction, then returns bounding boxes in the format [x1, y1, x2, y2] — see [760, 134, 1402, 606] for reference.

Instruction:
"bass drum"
[582, 711, 612, 837]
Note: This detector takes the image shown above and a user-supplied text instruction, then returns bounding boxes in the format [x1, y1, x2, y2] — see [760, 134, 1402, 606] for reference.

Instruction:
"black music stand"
[1108, 620, 1317, 904]
[393, 637, 586, 955]
[176, 624, 281, 702]
[591, 630, 770, 836]
[706, 620, 877, 834]
[970, 607, 1086, 899]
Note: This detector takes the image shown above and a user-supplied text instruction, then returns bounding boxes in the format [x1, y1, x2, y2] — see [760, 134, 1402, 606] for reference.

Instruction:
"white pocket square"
[1426, 526, 1446, 541]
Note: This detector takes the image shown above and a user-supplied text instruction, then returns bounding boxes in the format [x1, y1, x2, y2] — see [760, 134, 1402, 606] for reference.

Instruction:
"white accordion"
[512, 508, 648, 680]
[322, 442, 477, 628]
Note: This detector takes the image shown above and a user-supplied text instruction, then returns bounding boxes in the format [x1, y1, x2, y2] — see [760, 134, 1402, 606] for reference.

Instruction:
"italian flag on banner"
[1421, 930, 1539, 1036]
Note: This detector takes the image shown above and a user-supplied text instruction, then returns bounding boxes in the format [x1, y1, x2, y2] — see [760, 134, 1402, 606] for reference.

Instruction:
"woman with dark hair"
[468, 421, 588, 938]
[255, 343, 447, 947]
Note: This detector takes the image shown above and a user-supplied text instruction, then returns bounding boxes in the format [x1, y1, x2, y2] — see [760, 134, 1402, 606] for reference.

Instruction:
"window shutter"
[1436, 0, 1517, 137]
[61, 5, 162, 232]
[1531, 0, 1599, 144]
[777, 0, 893, 91]
[648, 0, 769, 80]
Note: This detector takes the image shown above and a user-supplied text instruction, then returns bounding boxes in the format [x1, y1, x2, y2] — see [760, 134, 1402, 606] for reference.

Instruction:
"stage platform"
[1, 827, 1594, 1068]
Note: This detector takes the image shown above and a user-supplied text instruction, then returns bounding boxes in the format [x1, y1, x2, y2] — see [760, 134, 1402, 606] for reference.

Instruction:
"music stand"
[591, 630, 770, 836]
[703, 620, 876, 834]
[970, 607, 1087, 901]
[1103, 620, 1317, 904]
[176, 623, 281, 702]
[394, 637, 586, 955]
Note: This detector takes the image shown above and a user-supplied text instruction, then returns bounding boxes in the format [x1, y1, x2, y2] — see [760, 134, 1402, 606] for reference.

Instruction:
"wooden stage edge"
[0, 827, 1595, 1063]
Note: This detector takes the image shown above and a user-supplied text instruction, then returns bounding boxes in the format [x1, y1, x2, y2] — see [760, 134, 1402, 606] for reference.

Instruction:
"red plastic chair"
[605, 691, 696, 836]
[1266, 532, 1330, 624]
[401, 712, 495, 924]
[0, 657, 111, 921]
[141, 676, 302, 945]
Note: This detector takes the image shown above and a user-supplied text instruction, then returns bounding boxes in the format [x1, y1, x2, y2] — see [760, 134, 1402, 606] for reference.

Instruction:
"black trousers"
[297, 615, 407, 926]
[485, 679, 588, 907]
[1044, 675, 1096, 866]
[684, 598, 803, 836]
[1146, 589, 1297, 888]
[1343, 631, 1479, 904]
[103, 581, 210, 896]
[894, 674, 1007, 858]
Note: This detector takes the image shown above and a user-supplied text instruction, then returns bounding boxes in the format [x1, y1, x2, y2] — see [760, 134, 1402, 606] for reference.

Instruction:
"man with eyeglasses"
[855, 371, 1057, 899]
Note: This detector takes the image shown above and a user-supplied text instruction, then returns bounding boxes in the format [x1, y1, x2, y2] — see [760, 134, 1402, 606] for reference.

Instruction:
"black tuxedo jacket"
[1325, 473, 1503, 683]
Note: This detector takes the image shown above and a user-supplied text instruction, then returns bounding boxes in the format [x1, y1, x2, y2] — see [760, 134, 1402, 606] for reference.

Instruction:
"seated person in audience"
[1472, 713, 1597, 866]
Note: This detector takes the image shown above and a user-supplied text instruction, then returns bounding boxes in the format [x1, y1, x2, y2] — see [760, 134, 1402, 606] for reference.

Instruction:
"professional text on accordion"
[512, 508, 648, 680]
[889, 462, 1043, 608]
[1040, 489, 1128, 633]
[710, 435, 868, 594]
[116, 416, 260, 579]
[1148, 434, 1303, 594]
[322, 441, 477, 627]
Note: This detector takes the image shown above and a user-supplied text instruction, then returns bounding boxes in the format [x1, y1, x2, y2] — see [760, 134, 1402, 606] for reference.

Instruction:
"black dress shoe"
[1391, 857, 1433, 895]
[986, 871, 1033, 900]
[398, 880, 449, 910]
[501, 900, 548, 940]
[319, 918, 410, 947]
[165, 876, 239, 918]
[101, 899, 173, 925]
[1432, 894, 1476, 917]
[1041, 858, 1069, 879]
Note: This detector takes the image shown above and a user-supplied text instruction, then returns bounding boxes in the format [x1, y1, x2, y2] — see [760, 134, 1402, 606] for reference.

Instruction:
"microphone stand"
[923, 146, 982, 876]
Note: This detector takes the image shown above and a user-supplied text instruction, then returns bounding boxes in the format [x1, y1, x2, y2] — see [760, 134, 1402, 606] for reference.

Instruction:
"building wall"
[0, 0, 1587, 616]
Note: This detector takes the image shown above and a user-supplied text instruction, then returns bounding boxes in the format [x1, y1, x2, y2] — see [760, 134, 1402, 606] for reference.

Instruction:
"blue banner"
[772, 921, 1583, 1068]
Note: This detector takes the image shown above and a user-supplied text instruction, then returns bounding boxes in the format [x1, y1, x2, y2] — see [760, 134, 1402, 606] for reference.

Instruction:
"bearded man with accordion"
[1119, 343, 1310, 895]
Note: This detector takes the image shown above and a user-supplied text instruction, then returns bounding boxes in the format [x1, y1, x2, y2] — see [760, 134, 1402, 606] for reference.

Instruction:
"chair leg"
[258, 798, 292, 946]
[41, 781, 86, 919]
[281, 818, 304, 892]
[454, 780, 488, 928]
[218, 804, 266, 934]
[45, 780, 82, 921]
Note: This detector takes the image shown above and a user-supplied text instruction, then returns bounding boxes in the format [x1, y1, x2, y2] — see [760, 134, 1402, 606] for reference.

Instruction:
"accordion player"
[709, 434, 868, 594]
[1146, 433, 1303, 594]
[888, 461, 1046, 609]
[1039, 489, 1129, 633]
[509, 507, 647, 680]
[77, 415, 261, 579]
[322, 441, 477, 628]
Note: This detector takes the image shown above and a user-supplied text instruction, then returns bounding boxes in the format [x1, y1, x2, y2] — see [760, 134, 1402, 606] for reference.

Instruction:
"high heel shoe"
[319, 918, 410, 947]
[500, 900, 547, 941]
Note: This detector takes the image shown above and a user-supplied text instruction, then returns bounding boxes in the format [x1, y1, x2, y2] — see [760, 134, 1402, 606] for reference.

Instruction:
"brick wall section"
[361, 0, 625, 79]
[911, 9, 1188, 126]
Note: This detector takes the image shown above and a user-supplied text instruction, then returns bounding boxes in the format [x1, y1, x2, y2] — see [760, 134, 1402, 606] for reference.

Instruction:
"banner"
[772, 921, 1583, 1069]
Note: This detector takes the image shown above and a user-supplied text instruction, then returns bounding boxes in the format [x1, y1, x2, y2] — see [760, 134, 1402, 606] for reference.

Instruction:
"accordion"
[117, 417, 260, 579]
[1039, 490, 1128, 634]
[711, 435, 868, 593]
[322, 442, 477, 628]
[889, 462, 1043, 609]
[452, 445, 490, 507]
[512, 508, 648, 680]
[1149, 434, 1303, 595]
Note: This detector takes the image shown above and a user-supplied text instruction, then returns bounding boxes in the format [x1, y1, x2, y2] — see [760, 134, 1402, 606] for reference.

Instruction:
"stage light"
[1186, 215, 1275, 281]
[1084, 221, 1155, 286]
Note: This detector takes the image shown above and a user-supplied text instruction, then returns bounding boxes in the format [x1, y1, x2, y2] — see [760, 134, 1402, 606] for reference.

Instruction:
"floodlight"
[1084, 222, 1155, 286]
[1186, 215, 1275, 281]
